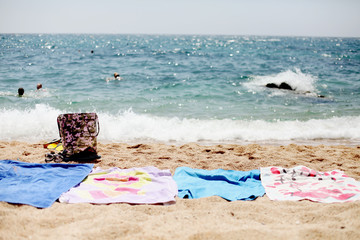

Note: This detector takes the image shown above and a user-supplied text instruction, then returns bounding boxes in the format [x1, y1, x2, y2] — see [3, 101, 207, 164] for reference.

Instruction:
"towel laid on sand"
[59, 166, 178, 204]
[261, 166, 360, 203]
[173, 167, 265, 201]
[0, 160, 93, 208]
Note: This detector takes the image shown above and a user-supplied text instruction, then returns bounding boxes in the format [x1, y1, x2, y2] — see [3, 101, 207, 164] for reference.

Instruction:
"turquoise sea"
[0, 34, 359, 144]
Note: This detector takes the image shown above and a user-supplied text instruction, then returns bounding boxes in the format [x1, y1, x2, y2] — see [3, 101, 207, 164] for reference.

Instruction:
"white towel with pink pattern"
[260, 166, 360, 203]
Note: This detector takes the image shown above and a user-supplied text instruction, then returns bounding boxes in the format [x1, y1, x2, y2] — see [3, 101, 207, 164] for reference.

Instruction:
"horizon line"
[1, 32, 360, 38]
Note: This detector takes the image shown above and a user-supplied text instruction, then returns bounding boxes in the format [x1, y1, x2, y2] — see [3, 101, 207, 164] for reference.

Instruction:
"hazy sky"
[1, 0, 359, 37]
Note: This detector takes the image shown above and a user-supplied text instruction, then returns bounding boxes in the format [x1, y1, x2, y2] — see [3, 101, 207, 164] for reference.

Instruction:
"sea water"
[0, 34, 359, 144]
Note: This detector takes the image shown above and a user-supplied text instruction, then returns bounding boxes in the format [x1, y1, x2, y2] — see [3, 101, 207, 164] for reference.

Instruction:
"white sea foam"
[1, 105, 358, 144]
[0, 104, 61, 141]
[245, 68, 318, 95]
[0, 91, 15, 97]
[0, 89, 53, 98]
[98, 110, 360, 143]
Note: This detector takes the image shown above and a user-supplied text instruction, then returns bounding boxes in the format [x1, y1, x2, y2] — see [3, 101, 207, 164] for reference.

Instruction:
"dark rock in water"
[265, 83, 279, 89]
[265, 82, 294, 91]
[265, 82, 326, 98]
[278, 82, 293, 90]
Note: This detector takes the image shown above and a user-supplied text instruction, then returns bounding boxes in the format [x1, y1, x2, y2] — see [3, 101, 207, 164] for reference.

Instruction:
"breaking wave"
[0, 104, 359, 144]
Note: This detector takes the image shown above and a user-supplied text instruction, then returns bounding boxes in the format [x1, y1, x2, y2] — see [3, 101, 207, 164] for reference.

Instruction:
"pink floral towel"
[260, 166, 360, 203]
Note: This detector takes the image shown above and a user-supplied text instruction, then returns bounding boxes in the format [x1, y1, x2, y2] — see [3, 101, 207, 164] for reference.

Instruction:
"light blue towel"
[0, 160, 93, 208]
[173, 167, 265, 201]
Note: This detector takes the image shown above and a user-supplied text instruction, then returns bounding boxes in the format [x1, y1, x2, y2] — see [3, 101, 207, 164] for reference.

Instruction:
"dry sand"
[0, 141, 360, 240]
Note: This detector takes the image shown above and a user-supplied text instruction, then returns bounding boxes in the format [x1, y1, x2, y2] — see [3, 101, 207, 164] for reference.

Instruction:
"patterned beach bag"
[57, 113, 100, 159]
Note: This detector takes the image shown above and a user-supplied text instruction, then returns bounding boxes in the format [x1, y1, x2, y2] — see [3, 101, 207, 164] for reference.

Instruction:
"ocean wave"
[0, 105, 359, 144]
[244, 68, 319, 95]
[98, 110, 360, 143]
[0, 104, 61, 141]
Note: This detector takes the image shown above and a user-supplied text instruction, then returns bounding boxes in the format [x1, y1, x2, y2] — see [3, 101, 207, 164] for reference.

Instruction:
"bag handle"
[84, 115, 100, 137]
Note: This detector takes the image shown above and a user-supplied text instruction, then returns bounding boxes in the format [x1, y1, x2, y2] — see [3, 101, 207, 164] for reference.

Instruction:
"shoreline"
[1, 141, 360, 239]
[4, 137, 360, 147]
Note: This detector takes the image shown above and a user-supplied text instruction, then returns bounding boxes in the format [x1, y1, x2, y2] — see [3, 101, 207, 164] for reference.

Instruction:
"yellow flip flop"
[44, 139, 63, 151]
[47, 142, 64, 151]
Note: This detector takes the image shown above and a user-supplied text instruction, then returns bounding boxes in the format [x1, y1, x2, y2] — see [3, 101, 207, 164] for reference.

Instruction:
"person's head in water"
[37, 83, 42, 90]
[18, 88, 24, 96]
[114, 72, 120, 78]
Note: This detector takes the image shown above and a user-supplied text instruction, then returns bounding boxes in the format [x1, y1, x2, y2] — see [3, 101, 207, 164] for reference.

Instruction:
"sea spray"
[0, 104, 61, 141]
[1, 104, 358, 143]
[97, 111, 360, 143]
[244, 68, 319, 95]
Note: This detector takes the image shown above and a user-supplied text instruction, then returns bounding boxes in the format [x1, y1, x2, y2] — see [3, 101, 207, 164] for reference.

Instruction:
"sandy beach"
[0, 141, 360, 239]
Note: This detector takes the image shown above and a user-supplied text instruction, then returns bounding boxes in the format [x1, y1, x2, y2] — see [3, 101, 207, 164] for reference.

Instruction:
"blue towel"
[173, 167, 265, 201]
[0, 160, 93, 208]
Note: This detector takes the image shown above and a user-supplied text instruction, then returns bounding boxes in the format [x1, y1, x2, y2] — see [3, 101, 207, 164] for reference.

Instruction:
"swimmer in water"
[18, 88, 24, 97]
[106, 72, 122, 82]
[37, 83, 42, 90]
[114, 72, 121, 80]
